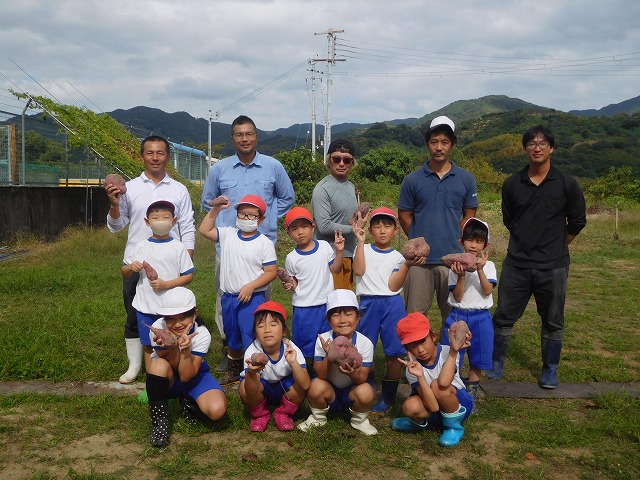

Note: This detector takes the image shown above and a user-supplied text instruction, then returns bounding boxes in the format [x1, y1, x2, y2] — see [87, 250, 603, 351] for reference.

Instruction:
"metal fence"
[0, 114, 210, 187]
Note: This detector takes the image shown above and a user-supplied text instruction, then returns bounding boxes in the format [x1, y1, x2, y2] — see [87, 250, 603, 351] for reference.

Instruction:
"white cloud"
[1, 0, 639, 131]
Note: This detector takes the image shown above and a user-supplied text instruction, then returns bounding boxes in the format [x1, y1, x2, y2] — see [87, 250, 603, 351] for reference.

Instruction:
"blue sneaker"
[391, 417, 429, 432]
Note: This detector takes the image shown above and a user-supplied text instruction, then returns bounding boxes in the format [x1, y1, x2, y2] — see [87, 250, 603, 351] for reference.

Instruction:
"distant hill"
[418, 95, 554, 126]
[569, 95, 640, 117]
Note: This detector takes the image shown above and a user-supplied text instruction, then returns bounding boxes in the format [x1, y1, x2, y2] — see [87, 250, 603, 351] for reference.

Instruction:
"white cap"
[429, 115, 455, 133]
[326, 289, 359, 313]
[462, 217, 490, 242]
[157, 287, 196, 316]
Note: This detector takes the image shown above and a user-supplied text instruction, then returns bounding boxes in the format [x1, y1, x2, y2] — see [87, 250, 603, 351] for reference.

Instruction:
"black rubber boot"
[305, 357, 316, 378]
[220, 356, 243, 385]
[371, 378, 399, 413]
[146, 373, 170, 447]
[538, 339, 562, 389]
[180, 396, 204, 425]
[216, 339, 229, 372]
[486, 333, 510, 380]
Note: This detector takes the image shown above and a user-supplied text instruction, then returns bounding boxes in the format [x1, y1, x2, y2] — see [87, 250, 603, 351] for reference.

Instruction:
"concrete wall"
[0, 186, 110, 242]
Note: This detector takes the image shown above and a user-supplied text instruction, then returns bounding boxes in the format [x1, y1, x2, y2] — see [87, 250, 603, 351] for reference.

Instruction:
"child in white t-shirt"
[280, 206, 344, 371]
[239, 301, 310, 432]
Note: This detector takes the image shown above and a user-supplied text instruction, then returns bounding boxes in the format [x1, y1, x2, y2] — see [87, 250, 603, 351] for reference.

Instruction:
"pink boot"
[249, 399, 270, 432]
[273, 395, 299, 431]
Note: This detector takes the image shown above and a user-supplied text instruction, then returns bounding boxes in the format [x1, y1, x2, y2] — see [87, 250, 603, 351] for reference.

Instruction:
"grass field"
[0, 198, 639, 479]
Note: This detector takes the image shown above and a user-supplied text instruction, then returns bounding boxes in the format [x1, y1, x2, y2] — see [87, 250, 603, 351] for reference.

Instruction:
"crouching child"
[145, 287, 227, 448]
[392, 312, 473, 447]
[297, 289, 378, 435]
[240, 301, 311, 432]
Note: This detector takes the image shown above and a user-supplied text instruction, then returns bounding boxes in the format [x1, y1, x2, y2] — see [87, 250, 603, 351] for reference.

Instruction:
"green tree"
[355, 146, 420, 183]
[275, 147, 326, 204]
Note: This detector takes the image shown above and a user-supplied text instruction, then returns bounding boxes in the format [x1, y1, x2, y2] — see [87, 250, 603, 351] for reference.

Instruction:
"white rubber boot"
[297, 406, 329, 432]
[119, 338, 143, 384]
[349, 408, 378, 436]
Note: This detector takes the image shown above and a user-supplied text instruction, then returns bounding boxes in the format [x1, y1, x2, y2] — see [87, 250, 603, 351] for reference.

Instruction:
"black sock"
[146, 373, 170, 402]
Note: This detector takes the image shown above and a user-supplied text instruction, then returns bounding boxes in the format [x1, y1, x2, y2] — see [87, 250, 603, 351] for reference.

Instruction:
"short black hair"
[370, 216, 397, 227]
[462, 221, 489, 246]
[232, 115, 257, 131]
[140, 135, 170, 155]
[522, 125, 555, 148]
[253, 310, 288, 336]
[424, 125, 457, 145]
[326, 306, 359, 322]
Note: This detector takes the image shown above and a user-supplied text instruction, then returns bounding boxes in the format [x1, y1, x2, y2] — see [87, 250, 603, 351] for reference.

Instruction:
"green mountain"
[418, 95, 554, 126]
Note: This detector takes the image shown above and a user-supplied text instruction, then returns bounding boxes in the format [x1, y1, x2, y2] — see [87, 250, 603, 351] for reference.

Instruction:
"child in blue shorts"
[121, 200, 195, 374]
[280, 206, 344, 372]
[392, 312, 473, 447]
[297, 289, 378, 435]
[239, 301, 311, 432]
[353, 207, 426, 413]
[441, 217, 497, 399]
[199, 193, 278, 385]
[145, 287, 227, 448]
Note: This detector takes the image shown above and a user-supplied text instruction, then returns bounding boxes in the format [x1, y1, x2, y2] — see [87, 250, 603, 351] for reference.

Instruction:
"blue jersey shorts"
[292, 304, 331, 358]
[358, 294, 406, 357]
[221, 291, 267, 351]
[442, 307, 494, 371]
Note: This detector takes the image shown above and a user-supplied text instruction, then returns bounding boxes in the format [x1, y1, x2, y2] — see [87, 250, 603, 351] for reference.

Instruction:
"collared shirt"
[398, 162, 478, 264]
[502, 165, 586, 269]
[107, 172, 196, 259]
[201, 152, 295, 244]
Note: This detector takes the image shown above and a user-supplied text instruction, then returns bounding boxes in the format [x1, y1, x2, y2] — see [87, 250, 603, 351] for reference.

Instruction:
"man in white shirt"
[105, 135, 196, 384]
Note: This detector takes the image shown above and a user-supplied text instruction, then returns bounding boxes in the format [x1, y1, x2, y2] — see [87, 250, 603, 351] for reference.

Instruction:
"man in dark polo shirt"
[488, 125, 586, 389]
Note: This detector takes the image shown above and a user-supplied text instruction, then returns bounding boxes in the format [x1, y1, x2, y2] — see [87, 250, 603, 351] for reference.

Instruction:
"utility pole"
[309, 60, 317, 160]
[314, 28, 345, 157]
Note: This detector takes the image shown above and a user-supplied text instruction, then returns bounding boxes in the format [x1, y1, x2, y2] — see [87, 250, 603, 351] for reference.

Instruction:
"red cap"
[254, 300, 288, 321]
[370, 207, 397, 223]
[396, 312, 432, 345]
[234, 194, 267, 215]
[285, 206, 313, 229]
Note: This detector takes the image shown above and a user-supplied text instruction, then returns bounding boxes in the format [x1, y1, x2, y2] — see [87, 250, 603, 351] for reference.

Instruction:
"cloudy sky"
[1, 0, 639, 133]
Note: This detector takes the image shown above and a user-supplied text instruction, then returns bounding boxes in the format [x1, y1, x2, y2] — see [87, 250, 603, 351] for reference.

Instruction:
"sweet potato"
[209, 195, 229, 208]
[142, 261, 158, 281]
[250, 352, 269, 367]
[401, 237, 430, 260]
[448, 320, 470, 351]
[143, 322, 177, 347]
[351, 202, 371, 223]
[103, 173, 127, 195]
[327, 335, 363, 369]
[440, 252, 479, 272]
[276, 267, 294, 284]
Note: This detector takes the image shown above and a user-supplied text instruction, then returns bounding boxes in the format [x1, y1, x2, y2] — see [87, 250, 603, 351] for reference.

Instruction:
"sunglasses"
[330, 156, 354, 165]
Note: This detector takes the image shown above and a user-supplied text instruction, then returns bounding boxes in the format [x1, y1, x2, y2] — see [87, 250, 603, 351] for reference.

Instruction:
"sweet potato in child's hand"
[277, 267, 294, 284]
[441, 252, 479, 272]
[142, 261, 158, 281]
[351, 202, 371, 223]
[448, 320, 470, 351]
[143, 322, 178, 347]
[250, 352, 269, 367]
[401, 237, 430, 260]
[104, 173, 127, 195]
[209, 195, 229, 208]
[327, 336, 363, 369]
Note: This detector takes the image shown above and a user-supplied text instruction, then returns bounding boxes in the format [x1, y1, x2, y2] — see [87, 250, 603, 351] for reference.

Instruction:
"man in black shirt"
[488, 125, 586, 389]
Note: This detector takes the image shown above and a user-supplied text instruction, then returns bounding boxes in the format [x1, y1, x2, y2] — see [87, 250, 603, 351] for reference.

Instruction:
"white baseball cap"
[326, 289, 359, 313]
[429, 115, 455, 133]
[157, 287, 197, 316]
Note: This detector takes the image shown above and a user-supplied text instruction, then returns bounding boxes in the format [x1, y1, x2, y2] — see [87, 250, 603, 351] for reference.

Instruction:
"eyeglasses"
[330, 156, 354, 165]
[233, 132, 257, 139]
[237, 212, 260, 220]
[525, 141, 550, 150]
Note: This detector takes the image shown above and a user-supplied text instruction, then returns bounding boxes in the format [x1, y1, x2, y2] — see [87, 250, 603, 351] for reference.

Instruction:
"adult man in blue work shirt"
[201, 115, 295, 370]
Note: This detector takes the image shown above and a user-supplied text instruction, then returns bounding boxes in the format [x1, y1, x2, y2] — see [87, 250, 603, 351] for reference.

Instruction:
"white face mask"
[149, 219, 173, 236]
[236, 218, 258, 233]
